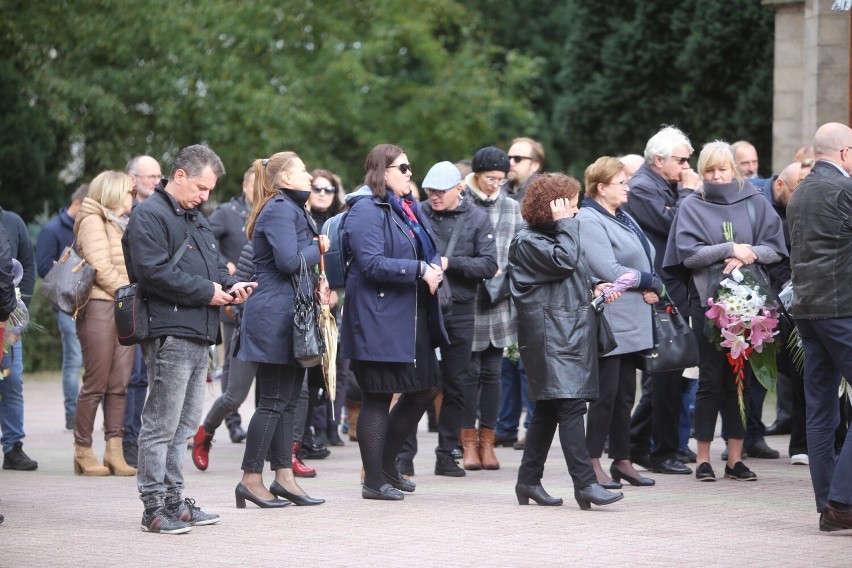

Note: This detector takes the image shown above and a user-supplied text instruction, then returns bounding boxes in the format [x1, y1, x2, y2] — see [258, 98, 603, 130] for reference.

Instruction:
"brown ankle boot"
[460, 428, 482, 470]
[103, 437, 136, 476]
[478, 427, 500, 470]
[74, 444, 109, 476]
[346, 399, 360, 442]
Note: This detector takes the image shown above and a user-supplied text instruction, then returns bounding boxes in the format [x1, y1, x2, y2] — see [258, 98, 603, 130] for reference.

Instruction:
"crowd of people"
[0, 123, 850, 534]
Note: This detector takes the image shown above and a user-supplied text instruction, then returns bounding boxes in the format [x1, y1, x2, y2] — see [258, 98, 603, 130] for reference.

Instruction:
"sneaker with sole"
[435, 455, 465, 477]
[724, 461, 757, 481]
[141, 505, 193, 534]
[790, 454, 809, 465]
[170, 498, 220, 526]
[695, 462, 716, 482]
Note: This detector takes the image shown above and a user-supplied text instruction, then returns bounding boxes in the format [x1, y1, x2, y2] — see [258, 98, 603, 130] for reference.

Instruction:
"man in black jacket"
[408, 161, 497, 477]
[124, 145, 256, 535]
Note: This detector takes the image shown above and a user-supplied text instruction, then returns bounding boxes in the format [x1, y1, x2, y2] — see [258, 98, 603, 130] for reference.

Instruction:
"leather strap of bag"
[443, 210, 465, 258]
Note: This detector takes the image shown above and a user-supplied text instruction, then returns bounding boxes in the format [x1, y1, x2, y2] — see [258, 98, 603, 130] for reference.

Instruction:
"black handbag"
[291, 253, 324, 368]
[39, 242, 96, 319]
[638, 304, 699, 373]
[596, 306, 618, 356]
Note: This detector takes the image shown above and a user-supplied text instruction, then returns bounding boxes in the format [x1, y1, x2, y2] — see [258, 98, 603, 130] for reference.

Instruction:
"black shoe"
[720, 446, 748, 461]
[676, 448, 697, 464]
[362, 483, 404, 501]
[650, 458, 692, 475]
[300, 440, 331, 460]
[695, 462, 716, 482]
[141, 505, 192, 534]
[123, 442, 139, 468]
[450, 447, 463, 460]
[269, 480, 325, 506]
[610, 464, 655, 487]
[724, 461, 757, 481]
[765, 419, 792, 436]
[234, 483, 291, 509]
[630, 454, 653, 471]
[170, 498, 220, 525]
[383, 469, 416, 492]
[396, 458, 414, 477]
[515, 483, 563, 506]
[229, 425, 247, 444]
[3, 442, 37, 471]
[574, 483, 624, 510]
[65, 414, 75, 431]
[494, 433, 518, 447]
[435, 455, 465, 477]
[313, 429, 330, 447]
[598, 479, 623, 490]
[327, 427, 345, 447]
[512, 438, 526, 451]
[745, 439, 779, 459]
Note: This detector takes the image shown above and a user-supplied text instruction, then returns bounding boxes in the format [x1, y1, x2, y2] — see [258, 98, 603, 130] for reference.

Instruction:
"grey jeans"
[137, 336, 209, 509]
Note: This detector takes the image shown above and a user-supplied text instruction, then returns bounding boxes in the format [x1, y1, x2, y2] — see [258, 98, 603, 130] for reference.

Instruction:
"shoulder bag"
[638, 303, 699, 373]
[291, 252, 324, 368]
[39, 240, 96, 319]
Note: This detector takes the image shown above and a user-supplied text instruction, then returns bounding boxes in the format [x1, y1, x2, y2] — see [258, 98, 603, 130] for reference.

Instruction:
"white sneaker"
[790, 454, 809, 465]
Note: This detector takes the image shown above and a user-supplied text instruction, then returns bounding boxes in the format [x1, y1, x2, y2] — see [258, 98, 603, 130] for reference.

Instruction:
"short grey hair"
[169, 144, 226, 180]
[644, 126, 693, 165]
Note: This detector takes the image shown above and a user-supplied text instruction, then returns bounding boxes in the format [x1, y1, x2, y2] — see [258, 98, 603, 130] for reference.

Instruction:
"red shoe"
[292, 442, 316, 478]
[192, 426, 214, 471]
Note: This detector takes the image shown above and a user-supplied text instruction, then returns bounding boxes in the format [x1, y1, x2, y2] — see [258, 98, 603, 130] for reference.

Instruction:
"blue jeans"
[54, 309, 82, 421]
[123, 345, 147, 445]
[496, 357, 535, 438]
[137, 336, 208, 509]
[0, 342, 25, 453]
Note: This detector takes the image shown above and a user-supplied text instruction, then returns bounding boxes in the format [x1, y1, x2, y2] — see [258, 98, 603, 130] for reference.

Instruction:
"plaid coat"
[466, 187, 522, 351]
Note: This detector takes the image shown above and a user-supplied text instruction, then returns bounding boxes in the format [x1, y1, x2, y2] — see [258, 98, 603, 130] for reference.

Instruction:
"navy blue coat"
[237, 193, 320, 365]
[35, 208, 75, 278]
[340, 189, 447, 363]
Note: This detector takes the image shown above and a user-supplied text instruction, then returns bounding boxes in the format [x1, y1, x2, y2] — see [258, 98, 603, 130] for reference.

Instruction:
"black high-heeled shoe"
[574, 483, 624, 510]
[610, 464, 655, 487]
[597, 478, 623, 490]
[383, 470, 416, 492]
[515, 483, 563, 506]
[234, 483, 291, 509]
[270, 480, 325, 506]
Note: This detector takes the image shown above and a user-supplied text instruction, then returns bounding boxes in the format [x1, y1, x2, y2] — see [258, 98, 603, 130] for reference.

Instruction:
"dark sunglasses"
[386, 163, 413, 175]
[508, 155, 532, 164]
[311, 185, 336, 195]
[671, 155, 690, 165]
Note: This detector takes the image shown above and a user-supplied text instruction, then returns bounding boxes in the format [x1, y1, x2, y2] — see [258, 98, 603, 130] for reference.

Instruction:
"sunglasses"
[508, 155, 532, 164]
[671, 156, 690, 165]
[311, 185, 336, 195]
[386, 163, 413, 175]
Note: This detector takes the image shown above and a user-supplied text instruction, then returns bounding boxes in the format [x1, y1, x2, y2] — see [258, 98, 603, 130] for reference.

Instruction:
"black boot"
[574, 483, 624, 510]
[3, 442, 38, 471]
[515, 483, 563, 506]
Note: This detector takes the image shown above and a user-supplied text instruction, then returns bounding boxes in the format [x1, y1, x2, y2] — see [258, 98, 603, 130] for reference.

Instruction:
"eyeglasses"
[670, 156, 690, 165]
[606, 180, 629, 188]
[311, 185, 336, 195]
[482, 176, 505, 186]
[133, 174, 161, 181]
[508, 155, 532, 164]
[387, 163, 413, 175]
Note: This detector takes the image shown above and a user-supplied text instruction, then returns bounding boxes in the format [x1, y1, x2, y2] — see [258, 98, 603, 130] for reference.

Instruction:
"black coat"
[509, 218, 599, 401]
[209, 194, 250, 264]
[0, 224, 19, 321]
[123, 185, 236, 344]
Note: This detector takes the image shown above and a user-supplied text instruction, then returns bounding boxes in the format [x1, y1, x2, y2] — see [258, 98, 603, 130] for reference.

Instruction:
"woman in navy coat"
[341, 144, 447, 500]
[235, 151, 327, 509]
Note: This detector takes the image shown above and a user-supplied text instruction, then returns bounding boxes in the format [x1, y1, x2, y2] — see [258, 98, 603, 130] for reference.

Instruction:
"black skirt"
[352, 299, 438, 394]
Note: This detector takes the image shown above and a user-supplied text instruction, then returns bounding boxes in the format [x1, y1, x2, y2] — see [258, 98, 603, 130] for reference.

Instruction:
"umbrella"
[316, 242, 338, 418]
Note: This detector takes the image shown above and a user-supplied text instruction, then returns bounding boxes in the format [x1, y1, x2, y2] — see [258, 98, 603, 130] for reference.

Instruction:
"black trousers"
[517, 398, 595, 489]
[586, 354, 636, 460]
[435, 309, 475, 457]
[629, 369, 683, 461]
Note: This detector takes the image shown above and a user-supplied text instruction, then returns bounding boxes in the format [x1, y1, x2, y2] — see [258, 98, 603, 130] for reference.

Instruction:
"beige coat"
[74, 197, 128, 301]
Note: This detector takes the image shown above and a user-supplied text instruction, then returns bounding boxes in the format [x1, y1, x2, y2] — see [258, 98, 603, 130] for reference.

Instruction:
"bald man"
[126, 155, 163, 202]
[787, 122, 852, 532]
[619, 154, 645, 181]
[732, 140, 760, 179]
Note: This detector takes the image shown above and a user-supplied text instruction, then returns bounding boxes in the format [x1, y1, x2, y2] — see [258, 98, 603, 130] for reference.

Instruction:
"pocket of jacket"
[543, 306, 585, 359]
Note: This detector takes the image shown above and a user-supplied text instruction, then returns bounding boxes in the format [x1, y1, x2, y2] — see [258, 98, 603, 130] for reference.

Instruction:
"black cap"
[472, 146, 510, 174]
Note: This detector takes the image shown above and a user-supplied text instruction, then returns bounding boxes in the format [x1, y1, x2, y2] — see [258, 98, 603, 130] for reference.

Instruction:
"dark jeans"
[123, 345, 147, 446]
[496, 357, 535, 437]
[241, 363, 304, 473]
[795, 318, 852, 511]
[587, 354, 636, 460]
[517, 398, 595, 489]
[435, 309, 474, 457]
[464, 344, 502, 429]
[630, 369, 683, 461]
[204, 350, 257, 435]
[692, 312, 748, 441]
[219, 315, 243, 431]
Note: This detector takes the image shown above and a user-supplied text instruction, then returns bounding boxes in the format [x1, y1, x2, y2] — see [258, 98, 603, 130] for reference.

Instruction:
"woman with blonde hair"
[73, 170, 136, 476]
[235, 151, 327, 508]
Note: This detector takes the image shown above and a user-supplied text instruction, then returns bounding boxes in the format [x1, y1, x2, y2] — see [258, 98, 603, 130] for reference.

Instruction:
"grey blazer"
[576, 205, 656, 356]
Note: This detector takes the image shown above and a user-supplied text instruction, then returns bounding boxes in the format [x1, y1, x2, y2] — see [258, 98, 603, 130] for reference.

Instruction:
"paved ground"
[1, 373, 849, 567]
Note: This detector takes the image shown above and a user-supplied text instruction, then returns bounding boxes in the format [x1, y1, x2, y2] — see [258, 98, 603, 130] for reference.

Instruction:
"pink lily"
[720, 327, 749, 360]
[705, 299, 730, 329]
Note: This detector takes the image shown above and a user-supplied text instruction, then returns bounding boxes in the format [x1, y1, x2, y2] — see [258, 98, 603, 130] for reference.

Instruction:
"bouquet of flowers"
[704, 257, 780, 426]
